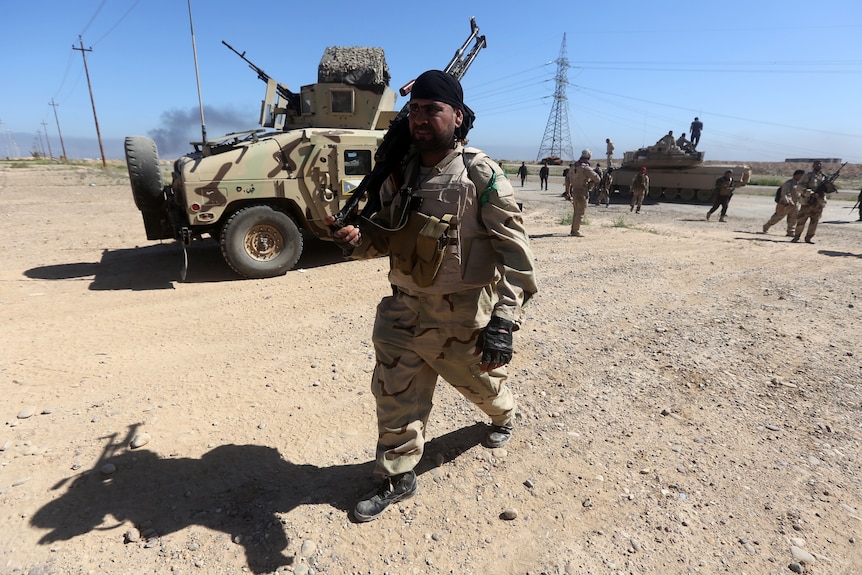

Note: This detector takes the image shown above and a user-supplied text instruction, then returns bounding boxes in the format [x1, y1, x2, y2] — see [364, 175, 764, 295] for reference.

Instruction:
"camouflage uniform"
[763, 175, 802, 236]
[605, 139, 615, 168]
[793, 169, 828, 242]
[566, 162, 600, 236]
[706, 174, 735, 222]
[596, 170, 613, 207]
[630, 172, 649, 213]
[351, 143, 537, 476]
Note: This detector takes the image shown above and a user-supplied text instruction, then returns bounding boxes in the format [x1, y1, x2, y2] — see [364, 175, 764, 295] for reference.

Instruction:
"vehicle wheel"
[696, 188, 713, 202]
[220, 205, 303, 278]
[664, 187, 679, 200]
[647, 187, 662, 199]
[125, 136, 164, 211]
[679, 188, 696, 202]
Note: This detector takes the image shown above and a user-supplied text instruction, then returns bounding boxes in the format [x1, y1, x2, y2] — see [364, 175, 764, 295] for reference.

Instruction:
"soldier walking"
[792, 160, 828, 243]
[326, 70, 537, 522]
[630, 167, 649, 213]
[596, 166, 613, 207]
[539, 160, 549, 190]
[566, 149, 601, 237]
[763, 169, 803, 236]
[706, 170, 736, 222]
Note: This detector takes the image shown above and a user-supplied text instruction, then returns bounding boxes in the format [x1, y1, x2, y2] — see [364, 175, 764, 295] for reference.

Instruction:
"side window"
[343, 150, 372, 176]
[301, 87, 313, 115]
[331, 89, 354, 114]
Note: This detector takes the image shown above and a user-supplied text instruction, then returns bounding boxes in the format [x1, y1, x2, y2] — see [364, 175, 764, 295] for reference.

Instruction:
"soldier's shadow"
[30, 424, 484, 574]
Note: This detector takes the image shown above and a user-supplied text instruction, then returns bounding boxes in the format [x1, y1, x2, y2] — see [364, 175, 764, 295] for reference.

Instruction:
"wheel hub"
[244, 224, 284, 261]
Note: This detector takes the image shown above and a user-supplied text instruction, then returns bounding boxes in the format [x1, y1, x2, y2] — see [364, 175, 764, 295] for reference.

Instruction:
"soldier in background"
[630, 167, 649, 213]
[857, 187, 862, 221]
[596, 166, 613, 208]
[792, 160, 828, 243]
[676, 132, 695, 152]
[566, 149, 601, 237]
[539, 160, 549, 190]
[762, 169, 803, 236]
[517, 161, 528, 187]
[706, 170, 736, 222]
[690, 117, 703, 148]
[606, 138, 615, 168]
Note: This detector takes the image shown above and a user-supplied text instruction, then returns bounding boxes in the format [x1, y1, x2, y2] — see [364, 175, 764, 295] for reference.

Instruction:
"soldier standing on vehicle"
[690, 117, 703, 148]
[706, 170, 735, 222]
[606, 138, 615, 168]
[762, 169, 803, 236]
[517, 161, 528, 187]
[539, 160, 549, 190]
[630, 167, 649, 213]
[566, 149, 601, 237]
[792, 160, 828, 243]
[326, 70, 538, 522]
[596, 166, 613, 207]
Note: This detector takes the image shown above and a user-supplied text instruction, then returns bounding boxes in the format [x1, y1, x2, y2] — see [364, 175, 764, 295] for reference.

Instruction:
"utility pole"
[49, 99, 68, 161]
[41, 121, 54, 159]
[536, 34, 574, 163]
[73, 35, 106, 168]
[0, 119, 8, 159]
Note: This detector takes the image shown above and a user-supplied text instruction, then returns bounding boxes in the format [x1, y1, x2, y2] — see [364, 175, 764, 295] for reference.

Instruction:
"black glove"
[478, 316, 514, 365]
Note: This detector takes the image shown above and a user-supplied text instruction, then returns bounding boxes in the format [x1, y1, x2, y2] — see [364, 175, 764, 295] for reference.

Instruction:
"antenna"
[187, 0, 207, 146]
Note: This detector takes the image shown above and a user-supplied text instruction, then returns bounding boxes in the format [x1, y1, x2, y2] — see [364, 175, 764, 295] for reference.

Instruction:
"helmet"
[580, 148, 592, 159]
[640, 166, 647, 173]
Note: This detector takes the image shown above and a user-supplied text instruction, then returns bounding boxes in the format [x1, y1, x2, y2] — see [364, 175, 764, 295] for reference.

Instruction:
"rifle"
[329, 17, 486, 230]
[222, 40, 301, 113]
[807, 161, 846, 204]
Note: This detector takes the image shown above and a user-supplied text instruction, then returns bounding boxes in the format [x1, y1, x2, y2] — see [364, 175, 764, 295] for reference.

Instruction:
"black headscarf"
[410, 69, 475, 139]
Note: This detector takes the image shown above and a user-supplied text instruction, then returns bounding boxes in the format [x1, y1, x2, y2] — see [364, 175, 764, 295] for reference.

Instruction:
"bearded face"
[408, 99, 463, 153]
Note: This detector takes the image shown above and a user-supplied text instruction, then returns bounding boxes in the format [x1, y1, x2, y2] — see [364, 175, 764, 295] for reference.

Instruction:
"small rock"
[790, 545, 816, 564]
[765, 423, 782, 431]
[101, 463, 117, 475]
[17, 407, 36, 419]
[788, 561, 804, 573]
[130, 433, 150, 449]
[300, 540, 317, 556]
[524, 478, 534, 489]
[124, 528, 141, 543]
[500, 507, 518, 520]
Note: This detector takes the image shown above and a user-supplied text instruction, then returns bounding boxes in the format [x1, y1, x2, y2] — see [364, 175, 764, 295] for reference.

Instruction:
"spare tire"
[125, 136, 164, 211]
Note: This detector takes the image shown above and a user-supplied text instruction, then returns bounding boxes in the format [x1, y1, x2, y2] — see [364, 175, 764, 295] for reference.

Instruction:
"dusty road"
[1, 163, 861, 575]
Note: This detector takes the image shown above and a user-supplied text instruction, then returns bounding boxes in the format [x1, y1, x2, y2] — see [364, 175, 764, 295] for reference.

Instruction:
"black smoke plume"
[148, 105, 255, 158]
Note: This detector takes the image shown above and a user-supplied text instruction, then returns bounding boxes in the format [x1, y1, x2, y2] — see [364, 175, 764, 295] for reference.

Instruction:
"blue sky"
[1, 0, 860, 163]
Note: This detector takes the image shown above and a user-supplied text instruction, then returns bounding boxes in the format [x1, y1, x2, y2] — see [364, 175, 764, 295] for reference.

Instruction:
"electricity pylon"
[536, 34, 574, 163]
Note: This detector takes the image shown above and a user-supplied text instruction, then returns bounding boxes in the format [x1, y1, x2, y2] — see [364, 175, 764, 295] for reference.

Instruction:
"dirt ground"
[1, 163, 861, 575]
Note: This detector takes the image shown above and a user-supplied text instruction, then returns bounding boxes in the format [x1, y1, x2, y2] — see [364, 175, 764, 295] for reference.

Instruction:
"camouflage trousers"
[596, 187, 610, 206]
[370, 286, 516, 476]
[763, 203, 798, 235]
[570, 194, 588, 234]
[630, 189, 646, 211]
[794, 204, 824, 240]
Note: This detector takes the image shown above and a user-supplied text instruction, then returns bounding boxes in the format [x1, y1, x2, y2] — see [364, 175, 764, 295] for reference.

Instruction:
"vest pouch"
[389, 211, 452, 288]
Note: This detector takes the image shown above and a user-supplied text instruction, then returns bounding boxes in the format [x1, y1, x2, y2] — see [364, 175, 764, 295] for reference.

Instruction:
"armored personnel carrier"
[124, 19, 485, 279]
[609, 143, 751, 202]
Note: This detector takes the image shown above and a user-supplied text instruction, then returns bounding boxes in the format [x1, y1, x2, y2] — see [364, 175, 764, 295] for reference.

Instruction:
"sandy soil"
[1, 163, 861, 575]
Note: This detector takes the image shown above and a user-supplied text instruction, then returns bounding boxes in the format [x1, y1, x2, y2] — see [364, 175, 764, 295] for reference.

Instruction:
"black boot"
[354, 471, 418, 522]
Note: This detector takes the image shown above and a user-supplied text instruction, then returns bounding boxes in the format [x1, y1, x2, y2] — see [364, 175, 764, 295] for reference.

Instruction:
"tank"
[610, 143, 751, 202]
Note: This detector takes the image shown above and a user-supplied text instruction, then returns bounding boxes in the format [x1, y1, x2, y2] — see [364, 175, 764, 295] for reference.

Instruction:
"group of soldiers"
[760, 160, 844, 244]
[559, 154, 852, 243]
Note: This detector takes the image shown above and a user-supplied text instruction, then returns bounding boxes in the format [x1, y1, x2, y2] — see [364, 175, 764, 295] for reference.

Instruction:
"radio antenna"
[187, 0, 207, 145]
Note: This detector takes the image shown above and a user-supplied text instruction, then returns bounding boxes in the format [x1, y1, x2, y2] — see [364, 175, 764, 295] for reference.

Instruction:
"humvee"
[126, 19, 485, 279]
[125, 45, 399, 279]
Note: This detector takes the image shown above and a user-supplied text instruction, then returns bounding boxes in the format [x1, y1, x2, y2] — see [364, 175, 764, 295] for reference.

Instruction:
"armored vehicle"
[609, 142, 751, 202]
[125, 19, 485, 279]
